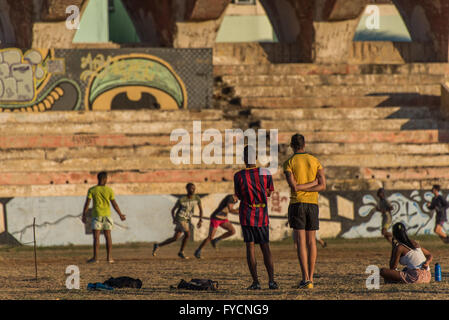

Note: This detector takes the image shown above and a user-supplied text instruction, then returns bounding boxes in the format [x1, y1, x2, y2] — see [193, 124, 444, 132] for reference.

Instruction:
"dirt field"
[1, 236, 449, 300]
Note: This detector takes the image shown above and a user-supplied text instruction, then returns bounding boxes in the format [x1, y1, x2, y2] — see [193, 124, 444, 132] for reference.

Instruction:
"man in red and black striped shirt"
[234, 145, 278, 290]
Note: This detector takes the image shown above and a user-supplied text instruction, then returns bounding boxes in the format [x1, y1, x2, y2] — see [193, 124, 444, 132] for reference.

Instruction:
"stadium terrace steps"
[221, 74, 449, 87]
[214, 63, 449, 76]
[252, 107, 432, 120]
[260, 119, 438, 131]
[278, 130, 449, 144]
[240, 96, 440, 108]
[0, 110, 224, 123]
[0, 167, 448, 186]
[0, 121, 234, 135]
[212, 62, 448, 195]
[0, 142, 447, 162]
[0, 179, 447, 198]
[0, 130, 446, 151]
[1, 154, 449, 173]
[234, 85, 440, 98]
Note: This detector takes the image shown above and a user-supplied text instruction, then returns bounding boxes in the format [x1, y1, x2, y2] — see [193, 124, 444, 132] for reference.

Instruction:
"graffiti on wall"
[0, 48, 211, 112]
[0, 48, 81, 112]
[1, 189, 444, 246]
[342, 190, 443, 238]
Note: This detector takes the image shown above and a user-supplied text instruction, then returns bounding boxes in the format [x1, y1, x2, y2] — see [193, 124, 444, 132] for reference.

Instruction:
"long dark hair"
[392, 222, 416, 250]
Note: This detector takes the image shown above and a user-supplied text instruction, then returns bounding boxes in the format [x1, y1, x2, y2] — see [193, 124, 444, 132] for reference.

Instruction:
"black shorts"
[436, 211, 447, 226]
[288, 202, 319, 230]
[241, 226, 269, 244]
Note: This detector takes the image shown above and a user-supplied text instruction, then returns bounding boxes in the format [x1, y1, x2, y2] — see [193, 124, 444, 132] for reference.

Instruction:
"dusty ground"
[1, 236, 449, 300]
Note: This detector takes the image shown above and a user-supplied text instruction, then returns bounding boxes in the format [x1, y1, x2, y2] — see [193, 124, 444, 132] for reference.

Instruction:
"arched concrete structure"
[1, 0, 448, 62]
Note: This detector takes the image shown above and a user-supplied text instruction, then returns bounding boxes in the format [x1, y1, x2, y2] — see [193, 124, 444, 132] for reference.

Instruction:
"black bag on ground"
[175, 278, 218, 291]
[103, 276, 142, 289]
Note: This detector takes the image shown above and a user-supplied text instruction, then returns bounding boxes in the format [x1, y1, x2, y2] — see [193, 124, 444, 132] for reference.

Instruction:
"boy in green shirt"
[82, 172, 126, 263]
[152, 183, 203, 259]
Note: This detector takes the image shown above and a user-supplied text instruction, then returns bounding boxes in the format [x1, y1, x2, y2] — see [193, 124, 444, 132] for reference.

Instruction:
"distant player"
[82, 171, 126, 264]
[194, 194, 239, 259]
[427, 184, 449, 243]
[234, 145, 278, 290]
[315, 232, 327, 248]
[376, 188, 393, 243]
[152, 183, 203, 259]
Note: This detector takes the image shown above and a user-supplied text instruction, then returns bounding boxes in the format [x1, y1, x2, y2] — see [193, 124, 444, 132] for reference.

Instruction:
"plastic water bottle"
[435, 263, 442, 282]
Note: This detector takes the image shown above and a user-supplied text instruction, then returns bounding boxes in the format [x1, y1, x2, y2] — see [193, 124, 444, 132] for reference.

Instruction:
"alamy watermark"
[66, 5, 80, 30]
[170, 121, 279, 174]
[365, 5, 380, 30]
[365, 265, 380, 290]
[65, 265, 80, 289]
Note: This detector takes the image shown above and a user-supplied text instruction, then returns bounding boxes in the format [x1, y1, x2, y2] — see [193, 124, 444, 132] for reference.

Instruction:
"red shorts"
[210, 218, 228, 229]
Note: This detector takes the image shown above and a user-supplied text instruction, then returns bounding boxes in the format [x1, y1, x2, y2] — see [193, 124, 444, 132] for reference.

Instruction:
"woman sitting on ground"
[380, 222, 432, 284]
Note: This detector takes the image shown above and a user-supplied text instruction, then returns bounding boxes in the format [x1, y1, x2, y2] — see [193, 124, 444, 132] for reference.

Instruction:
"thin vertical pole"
[33, 217, 37, 281]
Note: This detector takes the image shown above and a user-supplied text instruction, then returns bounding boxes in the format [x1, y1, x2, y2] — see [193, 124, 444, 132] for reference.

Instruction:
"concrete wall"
[1, 189, 444, 246]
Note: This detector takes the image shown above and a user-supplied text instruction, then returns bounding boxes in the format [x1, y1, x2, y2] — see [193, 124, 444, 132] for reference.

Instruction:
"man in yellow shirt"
[82, 172, 126, 264]
[283, 134, 326, 289]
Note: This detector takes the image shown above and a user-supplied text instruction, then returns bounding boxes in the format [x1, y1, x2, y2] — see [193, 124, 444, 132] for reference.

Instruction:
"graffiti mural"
[0, 48, 81, 112]
[0, 48, 212, 112]
[1, 189, 445, 246]
[342, 190, 444, 238]
[85, 54, 187, 110]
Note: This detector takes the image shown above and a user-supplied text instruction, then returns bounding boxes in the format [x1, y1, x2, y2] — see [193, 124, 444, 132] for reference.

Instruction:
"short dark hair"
[186, 182, 195, 189]
[291, 134, 305, 150]
[243, 145, 256, 165]
[377, 188, 384, 197]
[433, 184, 441, 191]
[97, 171, 107, 182]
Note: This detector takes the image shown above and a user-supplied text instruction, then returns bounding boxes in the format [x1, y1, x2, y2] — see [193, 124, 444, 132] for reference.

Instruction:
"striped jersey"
[233, 167, 274, 227]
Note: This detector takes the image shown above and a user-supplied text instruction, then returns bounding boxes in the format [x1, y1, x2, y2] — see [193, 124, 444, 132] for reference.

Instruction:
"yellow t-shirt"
[283, 153, 323, 204]
[87, 185, 115, 218]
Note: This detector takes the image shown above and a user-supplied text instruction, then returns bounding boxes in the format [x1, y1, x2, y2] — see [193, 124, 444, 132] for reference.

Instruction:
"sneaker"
[321, 241, 327, 248]
[268, 281, 279, 290]
[178, 252, 189, 259]
[152, 243, 159, 256]
[211, 239, 218, 249]
[247, 282, 261, 290]
[194, 249, 201, 259]
[296, 280, 313, 289]
[86, 258, 99, 264]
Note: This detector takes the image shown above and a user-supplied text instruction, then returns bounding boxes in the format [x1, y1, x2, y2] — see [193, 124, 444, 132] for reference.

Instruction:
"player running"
[194, 194, 239, 259]
[152, 183, 203, 259]
[376, 188, 393, 243]
[427, 185, 449, 243]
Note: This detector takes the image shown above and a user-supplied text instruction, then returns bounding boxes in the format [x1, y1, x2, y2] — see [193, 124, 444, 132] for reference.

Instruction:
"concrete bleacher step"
[0, 120, 234, 135]
[0, 109, 224, 124]
[252, 107, 431, 120]
[214, 63, 449, 76]
[1, 166, 448, 187]
[240, 96, 440, 108]
[234, 84, 440, 98]
[0, 141, 446, 162]
[221, 74, 447, 87]
[304, 142, 449, 155]
[1, 153, 449, 174]
[278, 130, 449, 144]
[261, 119, 438, 131]
[0, 129, 445, 150]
